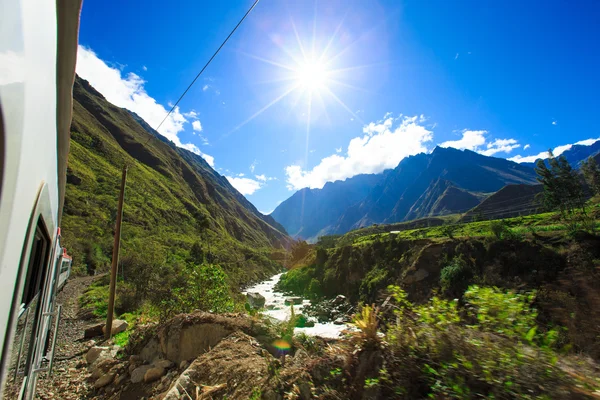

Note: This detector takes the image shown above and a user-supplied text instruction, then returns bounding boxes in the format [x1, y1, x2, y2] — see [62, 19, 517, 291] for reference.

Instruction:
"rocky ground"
[36, 275, 99, 399]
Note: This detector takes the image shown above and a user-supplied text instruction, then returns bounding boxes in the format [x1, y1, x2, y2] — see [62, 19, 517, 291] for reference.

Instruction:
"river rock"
[102, 319, 128, 335]
[94, 372, 115, 388]
[144, 366, 166, 383]
[86, 346, 110, 365]
[153, 359, 174, 369]
[131, 365, 153, 384]
[284, 297, 303, 305]
[246, 292, 266, 309]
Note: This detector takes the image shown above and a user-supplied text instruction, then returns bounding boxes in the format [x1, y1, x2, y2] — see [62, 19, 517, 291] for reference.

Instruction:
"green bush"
[384, 285, 580, 399]
[440, 255, 473, 296]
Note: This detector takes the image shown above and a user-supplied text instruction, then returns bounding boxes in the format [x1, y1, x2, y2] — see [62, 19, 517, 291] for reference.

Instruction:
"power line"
[147, 0, 261, 143]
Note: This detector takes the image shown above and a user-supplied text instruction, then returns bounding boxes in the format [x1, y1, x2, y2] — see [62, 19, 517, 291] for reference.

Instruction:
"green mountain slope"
[62, 76, 289, 286]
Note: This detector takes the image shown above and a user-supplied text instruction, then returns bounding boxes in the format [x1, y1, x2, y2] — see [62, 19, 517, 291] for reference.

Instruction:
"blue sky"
[77, 0, 600, 214]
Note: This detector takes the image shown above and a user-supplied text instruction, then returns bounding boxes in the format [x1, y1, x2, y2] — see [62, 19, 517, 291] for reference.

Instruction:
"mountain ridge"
[64, 76, 288, 285]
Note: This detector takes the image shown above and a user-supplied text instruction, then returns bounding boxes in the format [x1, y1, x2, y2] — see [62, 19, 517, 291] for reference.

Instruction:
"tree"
[535, 150, 586, 219]
[581, 156, 600, 195]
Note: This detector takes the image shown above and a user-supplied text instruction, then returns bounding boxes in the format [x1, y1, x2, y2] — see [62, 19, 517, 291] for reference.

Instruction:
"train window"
[21, 222, 50, 306]
[3, 218, 52, 397]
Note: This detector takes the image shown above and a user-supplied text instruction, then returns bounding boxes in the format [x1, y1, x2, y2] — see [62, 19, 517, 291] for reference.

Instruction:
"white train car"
[0, 1, 82, 398]
[56, 240, 73, 292]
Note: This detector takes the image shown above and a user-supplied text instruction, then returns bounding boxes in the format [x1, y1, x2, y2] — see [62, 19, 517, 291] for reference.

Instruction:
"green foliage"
[535, 151, 587, 220]
[79, 277, 110, 318]
[440, 255, 473, 296]
[359, 266, 389, 303]
[464, 285, 541, 342]
[249, 387, 262, 400]
[490, 219, 521, 240]
[162, 263, 237, 320]
[113, 330, 132, 347]
[64, 77, 285, 302]
[440, 223, 458, 239]
[385, 285, 578, 399]
[364, 378, 379, 388]
[276, 266, 320, 299]
[352, 304, 379, 345]
[581, 156, 600, 195]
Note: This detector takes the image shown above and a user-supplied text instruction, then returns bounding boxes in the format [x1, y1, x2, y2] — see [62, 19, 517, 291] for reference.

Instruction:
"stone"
[332, 295, 347, 305]
[246, 292, 266, 309]
[102, 319, 129, 335]
[86, 346, 110, 365]
[284, 297, 303, 305]
[153, 359, 174, 369]
[144, 366, 166, 383]
[90, 358, 116, 379]
[130, 365, 153, 384]
[94, 372, 116, 388]
[115, 373, 128, 386]
[129, 354, 143, 363]
[333, 318, 345, 325]
[84, 323, 104, 339]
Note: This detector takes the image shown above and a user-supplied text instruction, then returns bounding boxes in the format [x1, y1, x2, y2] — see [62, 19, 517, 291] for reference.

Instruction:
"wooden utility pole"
[105, 165, 128, 339]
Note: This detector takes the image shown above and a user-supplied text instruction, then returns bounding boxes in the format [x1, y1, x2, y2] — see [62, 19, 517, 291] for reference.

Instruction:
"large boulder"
[83, 323, 104, 339]
[86, 346, 110, 365]
[246, 292, 266, 309]
[132, 312, 275, 364]
[102, 319, 128, 335]
[162, 332, 275, 400]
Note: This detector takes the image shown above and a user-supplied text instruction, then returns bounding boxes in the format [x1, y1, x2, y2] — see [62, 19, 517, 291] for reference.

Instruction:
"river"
[243, 273, 350, 338]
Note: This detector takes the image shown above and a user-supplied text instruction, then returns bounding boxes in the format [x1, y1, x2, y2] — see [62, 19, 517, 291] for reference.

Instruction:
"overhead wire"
[144, 0, 261, 145]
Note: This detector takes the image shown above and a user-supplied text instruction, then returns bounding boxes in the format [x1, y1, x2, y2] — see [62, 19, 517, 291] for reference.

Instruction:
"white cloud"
[192, 120, 203, 132]
[255, 174, 276, 182]
[440, 130, 487, 151]
[238, 173, 245, 177]
[440, 130, 520, 157]
[226, 176, 263, 195]
[259, 209, 274, 215]
[76, 45, 213, 166]
[285, 115, 433, 190]
[552, 120, 557, 125]
[184, 110, 198, 118]
[455, 53, 459, 60]
[524, 144, 531, 150]
[480, 138, 520, 156]
[249, 160, 258, 173]
[335, 147, 342, 153]
[142, 65, 147, 71]
[202, 84, 210, 91]
[509, 137, 600, 163]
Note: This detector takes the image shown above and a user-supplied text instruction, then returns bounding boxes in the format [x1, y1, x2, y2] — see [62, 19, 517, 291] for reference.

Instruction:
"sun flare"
[294, 60, 330, 91]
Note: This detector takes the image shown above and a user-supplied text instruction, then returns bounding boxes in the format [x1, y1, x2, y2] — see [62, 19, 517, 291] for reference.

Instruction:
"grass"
[341, 206, 600, 246]
[79, 277, 110, 318]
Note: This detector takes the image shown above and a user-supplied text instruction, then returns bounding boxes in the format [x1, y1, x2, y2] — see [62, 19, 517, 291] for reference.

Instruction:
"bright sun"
[294, 60, 329, 91]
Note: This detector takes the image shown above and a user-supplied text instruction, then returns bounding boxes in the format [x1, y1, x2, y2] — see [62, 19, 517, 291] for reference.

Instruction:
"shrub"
[440, 223, 458, 239]
[489, 219, 521, 240]
[383, 285, 582, 399]
[440, 255, 473, 296]
[352, 304, 379, 346]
